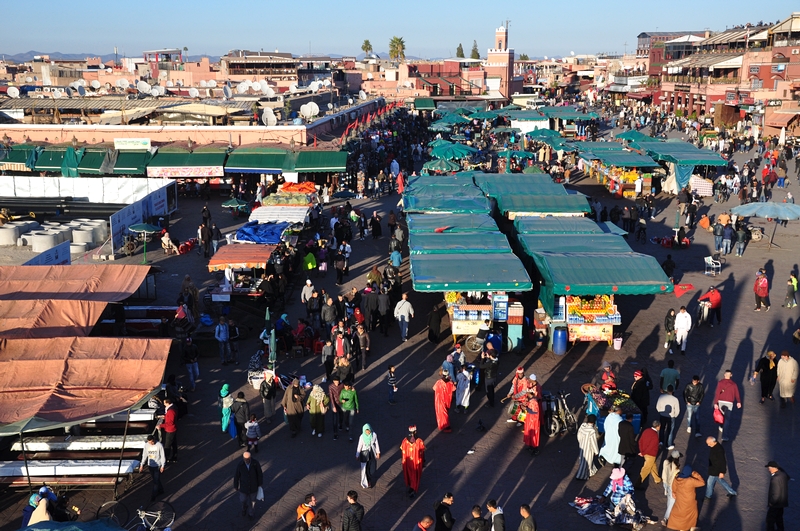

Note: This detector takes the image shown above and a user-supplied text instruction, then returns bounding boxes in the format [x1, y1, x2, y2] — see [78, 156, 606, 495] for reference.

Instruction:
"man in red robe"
[432, 371, 455, 432]
[400, 425, 425, 498]
[523, 374, 542, 456]
[503, 367, 528, 423]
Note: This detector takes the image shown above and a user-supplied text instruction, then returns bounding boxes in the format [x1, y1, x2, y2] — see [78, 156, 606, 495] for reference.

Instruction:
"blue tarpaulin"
[675, 165, 694, 190]
[235, 221, 291, 244]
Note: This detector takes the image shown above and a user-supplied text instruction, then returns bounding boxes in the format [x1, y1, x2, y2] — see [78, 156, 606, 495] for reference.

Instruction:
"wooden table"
[11, 434, 149, 452]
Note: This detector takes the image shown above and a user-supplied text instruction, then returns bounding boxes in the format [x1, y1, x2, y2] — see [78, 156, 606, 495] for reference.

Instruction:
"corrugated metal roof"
[0, 97, 256, 111]
[666, 52, 743, 69]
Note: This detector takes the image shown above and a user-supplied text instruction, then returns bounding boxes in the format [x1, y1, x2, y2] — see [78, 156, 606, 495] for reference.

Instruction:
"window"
[749, 65, 760, 75]
[750, 78, 763, 90]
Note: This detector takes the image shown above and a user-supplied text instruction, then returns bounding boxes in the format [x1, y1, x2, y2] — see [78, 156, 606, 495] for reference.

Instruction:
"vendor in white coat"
[673, 305, 692, 356]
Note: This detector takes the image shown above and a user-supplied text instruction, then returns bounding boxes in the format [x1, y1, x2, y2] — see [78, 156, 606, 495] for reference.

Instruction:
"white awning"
[248, 205, 309, 224]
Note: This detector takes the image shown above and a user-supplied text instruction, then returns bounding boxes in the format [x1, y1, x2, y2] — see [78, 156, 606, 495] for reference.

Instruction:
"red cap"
[454, 344, 461, 349]
[634, 370, 643, 377]
[516, 367, 524, 373]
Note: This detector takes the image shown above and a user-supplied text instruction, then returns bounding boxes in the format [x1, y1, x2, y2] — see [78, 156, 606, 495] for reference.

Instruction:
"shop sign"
[675, 84, 690, 93]
[451, 320, 485, 336]
[492, 295, 509, 322]
[568, 323, 614, 343]
[114, 138, 151, 151]
[767, 99, 784, 107]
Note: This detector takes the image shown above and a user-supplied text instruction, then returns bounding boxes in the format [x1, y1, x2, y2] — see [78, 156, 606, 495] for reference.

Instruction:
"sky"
[1, 0, 795, 59]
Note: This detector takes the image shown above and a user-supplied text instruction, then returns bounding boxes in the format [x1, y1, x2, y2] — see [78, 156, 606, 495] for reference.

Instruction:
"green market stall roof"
[414, 97, 436, 111]
[407, 174, 479, 189]
[114, 151, 151, 175]
[477, 178, 567, 198]
[409, 232, 511, 254]
[0, 144, 37, 172]
[630, 141, 728, 166]
[531, 251, 673, 314]
[504, 110, 548, 122]
[570, 141, 625, 152]
[77, 150, 107, 175]
[496, 194, 590, 216]
[514, 216, 604, 235]
[411, 253, 532, 292]
[403, 194, 492, 214]
[522, 164, 546, 174]
[538, 106, 599, 120]
[33, 149, 66, 172]
[294, 150, 347, 173]
[615, 130, 655, 142]
[518, 233, 632, 255]
[225, 149, 288, 174]
[407, 213, 499, 233]
[585, 150, 659, 168]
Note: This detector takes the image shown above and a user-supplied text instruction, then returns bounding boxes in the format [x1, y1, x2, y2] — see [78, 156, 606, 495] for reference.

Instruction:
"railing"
[662, 75, 740, 85]
[228, 68, 297, 76]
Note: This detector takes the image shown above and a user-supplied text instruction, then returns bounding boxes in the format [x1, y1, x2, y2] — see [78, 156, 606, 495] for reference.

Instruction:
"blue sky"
[1, 0, 794, 59]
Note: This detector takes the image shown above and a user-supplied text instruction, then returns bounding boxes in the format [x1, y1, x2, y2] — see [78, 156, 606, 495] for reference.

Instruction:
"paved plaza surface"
[1, 135, 799, 531]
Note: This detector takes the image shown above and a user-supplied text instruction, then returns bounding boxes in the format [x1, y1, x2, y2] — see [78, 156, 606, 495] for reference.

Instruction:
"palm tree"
[388, 36, 406, 62]
[183, 46, 189, 61]
[361, 40, 373, 56]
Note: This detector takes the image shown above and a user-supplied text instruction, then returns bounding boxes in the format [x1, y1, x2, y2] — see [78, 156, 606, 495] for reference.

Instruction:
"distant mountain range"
[0, 50, 220, 63]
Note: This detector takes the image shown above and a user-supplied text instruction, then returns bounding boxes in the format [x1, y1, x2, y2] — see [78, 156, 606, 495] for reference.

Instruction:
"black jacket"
[231, 398, 250, 424]
[618, 420, 638, 455]
[462, 517, 489, 531]
[489, 511, 505, 531]
[630, 379, 650, 409]
[708, 443, 727, 476]
[233, 459, 262, 494]
[683, 382, 705, 405]
[341, 502, 364, 531]
[664, 311, 676, 332]
[479, 357, 498, 380]
[768, 469, 790, 508]
[433, 501, 455, 531]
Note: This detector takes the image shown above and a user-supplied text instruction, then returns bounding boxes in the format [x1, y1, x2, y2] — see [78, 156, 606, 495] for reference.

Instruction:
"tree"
[470, 40, 480, 60]
[183, 46, 189, 61]
[389, 36, 406, 62]
[518, 53, 529, 61]
[456, 43, 464, 58]
[361, 40, 373, 56]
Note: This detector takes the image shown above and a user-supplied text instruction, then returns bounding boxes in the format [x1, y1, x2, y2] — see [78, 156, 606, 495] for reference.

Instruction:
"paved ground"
[1, 134, 799, 531]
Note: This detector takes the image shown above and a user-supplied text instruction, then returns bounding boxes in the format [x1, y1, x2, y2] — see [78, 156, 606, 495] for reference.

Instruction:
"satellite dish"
[68, 81, 78, 89]
[570, 51, 575, 56]
[7, 87, 19, 98]
[33, 76, 38, 81]
[289, 83, 298, 93]
[262, 108, 277, 126]
[44, 87, 51, 92]
[322, 79, 331, 87]
[137, 81, 152, 94]
[359, 90, 367, 100]
[251, 83, 261, 93]
[226, 81, 232, 88]
[299, 103, 309, 117]
[205, 89, 211, 97]
[25, 76, 32, 83]
[327, 103, 333, 110]
[348, 98, 354, 105]
[310, 81, 320, 93]
[188, 87, 200, 98]
[208, 80, 217, 88]
[118, 78, 129, 88]
[223, 85, 232, 98]
[236, 82, 248, 94]
[53, 89, 63, 99]
[308, 101, 319, 117]
[90, 80, 101, 89]
[265, 87, 275, 98]
[77, 86, 86, 97]
[176, 80, 183, 87]
[106, 68, 113, 73]
[152, 86, 163, 96]
[366, 73, 373, 80]
[158, 71, 168, 79]
[66, 87, 74, 97]
[166, 80, 174, 87]
[259, 80, 269, 93]
[200, 80, 208, 87]
[77, 79, 86, 87]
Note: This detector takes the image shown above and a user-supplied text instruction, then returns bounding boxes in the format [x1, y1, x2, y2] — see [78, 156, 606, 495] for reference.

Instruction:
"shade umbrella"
[497, 149, 535, 160]
[128, 223, 162, 264]
[430, 143, 479, 160]
[450, 134, 467, 141]
[528, 128, 561, 139]
[222, 198, 248, 208]
[440, 113, 471, 124]
[614, 129, 654, 142]
[522, 164, 545, 174]
[428, 138, 452, 148]
[422, 159, 461, 173]
[429, 122, 454, 132]
[452, 107, 474, 116]
[731, 202, 800, 250]
[502, 104, 522, 111]
[471, 111, 498, 120]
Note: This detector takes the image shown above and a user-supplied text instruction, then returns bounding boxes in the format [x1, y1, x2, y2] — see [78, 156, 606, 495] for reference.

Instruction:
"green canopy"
[403, 183, 485, 199]
[501, 104, 522, 111]
[295, 151, 347, 172]
[541, 138, 576, 151]
[588, 151, 659, 168]
[615, 130, 654, 142]
[409, 232, 511, 254]
[411, 253, 532, 292]
[527, 129, 561, 139]
[496, 194, 590, 215]
[471, 111, 499, 120]
[522, 165, 546, 174]
[403, 194, 491, 214]
[570, 142, 625, 152]
[430, 143, 478, 160]
[225, 151, 288, 174]
[631, 141, 727, 166]
[453, 107, 474, 116]
[514, 216, 603, 235]
[114, 151, 151, 175]
[518, 233, 632, 255]
[439, 113, 471, 124]
[77, 150, 107, 175]
[407, 213, 499, 233]
[429, 122, 454, 132]
[34, 149, 66, 172]
[497, 149, 535, 159]
[428, 138, 452, 148]
[538, 106, 599, 120]
[477, 179, 567, 198]
[531, 251, 672, 314]
[408, 174, 477, 188]
[504, 110, 548, 122]
[60, 147, 80, 177]
[414, 97, 436, 111]
[421, 159, 461, 173]
[473, 173, 553, 189]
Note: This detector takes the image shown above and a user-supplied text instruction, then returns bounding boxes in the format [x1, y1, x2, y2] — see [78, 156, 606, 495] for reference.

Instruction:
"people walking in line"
[683, 375, 704, 438]
[433, 493, 455, 531]
[355, 424, 380, 489]
[518, 504, 537, 531]
[462, 506, 486, 531]
[233, 451, 263, 520]
[777, 350, 799, 408]
[630, 370, 651, 428]
[259, 372, 277, 423]
[667, 466, 705, 530]
[215, 316, 232, 365]
[713, 370, 741, 441]
[485, 500, 505, 531]
[230, 391, 250, 448]
[704, 437, 737, 499]
[674, 306, 692, 356]
[139, 435, 166, 501]
[765, 460, 789, 531]
[400, 425, 425, 498]
[663, 308, 676, 353]
[183, 337, 199, 392]
[754, 351, 779, 404]
[339, 381, 359, 441]
[387, 365, 398, 405]
[575, 414, 600, 480]
[219, 383, 234, 433]
[161, 398, 178, 463]
[783, 272, 798, 308]
[599, 406, 624, 466]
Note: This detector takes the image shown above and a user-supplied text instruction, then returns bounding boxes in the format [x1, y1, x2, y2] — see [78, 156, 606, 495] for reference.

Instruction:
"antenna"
[7, 87, 19, 98]
[359, 90, 367, 100]
[259, 80, 269, 93]
[208, 80, 217, 88]
[188, 87, 200, 98]
[265, 86, 275, 98]
[137, 81, 152, 94]
[223, 85, 232, 98]
[66, 86, 74, 97]
[77, 85, 86, 97]
[166, 80, 174, 87]
[90, 80, 101, 89]
[200, 80, 208, 87]
[25, 76, 32, 83]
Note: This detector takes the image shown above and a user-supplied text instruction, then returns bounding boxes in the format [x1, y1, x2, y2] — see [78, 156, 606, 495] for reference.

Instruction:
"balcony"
[662, 75, 740, 85]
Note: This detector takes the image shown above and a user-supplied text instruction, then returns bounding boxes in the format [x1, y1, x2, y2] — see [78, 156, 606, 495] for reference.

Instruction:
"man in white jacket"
[393, 293, 414, 342]
[674, 305, 692, 356]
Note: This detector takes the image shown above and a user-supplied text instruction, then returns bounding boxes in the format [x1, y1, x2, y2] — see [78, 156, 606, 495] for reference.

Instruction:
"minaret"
[486, 25, 515, 98]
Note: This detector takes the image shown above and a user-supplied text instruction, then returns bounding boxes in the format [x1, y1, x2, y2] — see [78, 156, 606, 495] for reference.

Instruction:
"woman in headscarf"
[281, 379, 306, 438]
[666, 466, 705, 531]
[575, 414, 600, 480]
[355, 423, 381, 489]
[306, 384, 330, 438]
[601, 467, 634, 510]
[661, 450, 682, 526]
[369, 211, 382, 239]
[218, 383, 234, 432]
[754, 350, 779, 403]
[366, 266, 382, 287]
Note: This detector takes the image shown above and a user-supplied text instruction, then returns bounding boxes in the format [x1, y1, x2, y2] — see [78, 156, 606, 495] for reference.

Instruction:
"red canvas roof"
[0, 264, 150, 301]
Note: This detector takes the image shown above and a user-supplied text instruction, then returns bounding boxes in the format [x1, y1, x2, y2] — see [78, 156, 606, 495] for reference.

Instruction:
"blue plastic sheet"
[235, 221, 291, 244]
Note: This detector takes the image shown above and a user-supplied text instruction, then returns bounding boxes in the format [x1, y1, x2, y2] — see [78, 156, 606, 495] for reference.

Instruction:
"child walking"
[784, 272, 798, 308]
[387, 365, 398, 405]
[244, 414, 262, 453]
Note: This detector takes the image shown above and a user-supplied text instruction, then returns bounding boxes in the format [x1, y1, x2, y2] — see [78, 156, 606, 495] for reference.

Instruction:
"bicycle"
[96, 500, 175, 531]
[546, 390, 578, 437]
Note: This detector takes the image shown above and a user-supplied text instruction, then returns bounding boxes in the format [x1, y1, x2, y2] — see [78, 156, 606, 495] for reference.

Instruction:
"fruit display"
[585, 385, 640, 414]
[566, 295, 621, 325]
